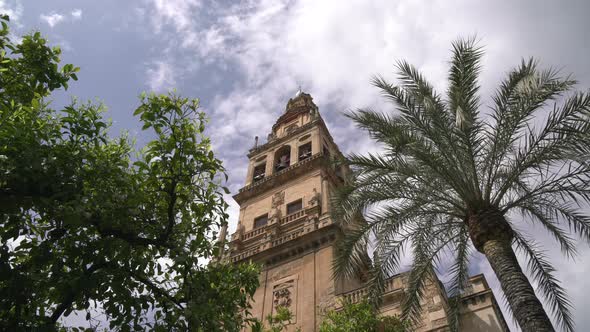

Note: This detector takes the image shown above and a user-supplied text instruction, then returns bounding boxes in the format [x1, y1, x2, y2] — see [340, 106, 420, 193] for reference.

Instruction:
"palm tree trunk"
[467, 209, 554, 331]
[481, 238, 554, 332]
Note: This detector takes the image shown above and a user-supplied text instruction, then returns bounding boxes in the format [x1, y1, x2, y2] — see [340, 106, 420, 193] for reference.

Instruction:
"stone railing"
[280, 209, 306, 225]
[341, 274, 405, 305]
[342, 286, 370, 304]
[230, 245, 261, 262]
[239, 209, 307, 243]
[243, 225, 266, 241]
[239, 152, 324, 193]
[271, 227, 306, 247]
[230, 208, 316, 263]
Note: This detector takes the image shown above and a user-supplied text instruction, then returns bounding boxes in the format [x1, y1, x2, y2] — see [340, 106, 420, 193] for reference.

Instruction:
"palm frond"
[482, 59, 576, 201]
[342, 153, 466, 214]
[508, 195, 578, 257]
[447, 37, 486, 200]
[332, 219, 373, 281]
[493, 92, 590, 205]
[369, 76, 476, 199]
[446, 226, 471, 332]
[402, 218, 460, 324]
[395, 60, 453, 126]
[448, 37, 484, 130]
[513, 231, 575, 332]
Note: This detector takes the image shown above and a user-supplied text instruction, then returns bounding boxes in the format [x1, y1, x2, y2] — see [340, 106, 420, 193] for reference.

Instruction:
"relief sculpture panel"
[271, 276, 298, 323]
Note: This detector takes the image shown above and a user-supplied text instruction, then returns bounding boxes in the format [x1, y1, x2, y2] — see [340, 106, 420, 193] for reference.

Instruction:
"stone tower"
[227, 92, 509, 332]
[228, 91, 356, 331]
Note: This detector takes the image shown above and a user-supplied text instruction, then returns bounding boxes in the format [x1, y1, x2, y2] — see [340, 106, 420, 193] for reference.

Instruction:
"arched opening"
[252, 155, 267, 182]
[298, 142, 312, 161]
[274, 145, 291, 172]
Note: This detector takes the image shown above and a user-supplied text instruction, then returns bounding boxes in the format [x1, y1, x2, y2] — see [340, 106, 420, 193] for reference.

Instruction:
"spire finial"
[295, 85, 302, 97]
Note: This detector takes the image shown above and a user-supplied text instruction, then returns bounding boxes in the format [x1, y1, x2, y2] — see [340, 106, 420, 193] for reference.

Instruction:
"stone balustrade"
[280, 209, 306, 225]
[230, 207, 315, 263]
[341, 274, 405, 305]
[230, 246, 261, 263]
[272, 227, 306, 247]
[243, 225, 266, 241]
[239, 152, 324, 193]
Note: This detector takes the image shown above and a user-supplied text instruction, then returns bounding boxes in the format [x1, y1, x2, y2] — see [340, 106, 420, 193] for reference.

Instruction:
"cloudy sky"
[3, 0, 590, 330]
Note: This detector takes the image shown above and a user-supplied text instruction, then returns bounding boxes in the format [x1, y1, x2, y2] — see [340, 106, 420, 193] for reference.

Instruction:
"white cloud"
[40, 12, 65, 27]
[71, 9, 82, 20]
[145, 60, 177, 92]
[0, 0, 23, 21]
[142, 1, 590, 329]
[40, 9, 83, 27]
[147, 0, 201, 33]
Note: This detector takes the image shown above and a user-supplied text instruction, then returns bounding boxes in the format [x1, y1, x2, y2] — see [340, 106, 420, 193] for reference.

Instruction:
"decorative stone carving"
[285, 124, 299, 134]
[269, 205, 282, 224]
[272, 191, 285, 208]
[304, 216, 318, 233]
[272, 276, 297, 323]
[267, 132, 277, 142]
[308, 188, 321, 207]
[273, 288, 292, 308]
[231, 222, 245, 242]
[310, 106, 319, 119]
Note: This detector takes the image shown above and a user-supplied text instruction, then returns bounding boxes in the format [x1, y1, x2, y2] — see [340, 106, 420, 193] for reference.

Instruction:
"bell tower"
[226, 91, 510, 332]
[228, 91, 359, 331]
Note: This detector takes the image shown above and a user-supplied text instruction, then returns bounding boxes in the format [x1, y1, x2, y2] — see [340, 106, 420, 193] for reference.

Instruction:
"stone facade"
[227, 92, 509, 332]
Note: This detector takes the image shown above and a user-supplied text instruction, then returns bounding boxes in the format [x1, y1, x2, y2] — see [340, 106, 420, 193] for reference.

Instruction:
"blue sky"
[3, 0, 590, 330]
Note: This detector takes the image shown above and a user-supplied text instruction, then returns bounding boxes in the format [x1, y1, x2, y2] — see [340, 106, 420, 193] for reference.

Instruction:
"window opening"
[254, 214, 268, 228]
[253, 163, 266, 182]
[298, 142, 312, 161]
[286, 199, 303, 215]
[275, 146, 291, 172]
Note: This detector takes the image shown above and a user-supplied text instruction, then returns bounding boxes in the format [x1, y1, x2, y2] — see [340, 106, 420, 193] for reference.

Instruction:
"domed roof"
[271, 90, 318, 131]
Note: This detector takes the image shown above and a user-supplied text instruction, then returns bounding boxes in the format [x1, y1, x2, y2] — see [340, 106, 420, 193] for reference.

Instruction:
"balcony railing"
[271, 227, 305, 247]
[239, 152, 324, 193]
[230, 246, 261, 262]
[230, 208, 314, 263]
[341, 274, 405, 305]
[243, 225, 266, 241]
[238, 209, 308, 244]
[280, 209, 306, 225]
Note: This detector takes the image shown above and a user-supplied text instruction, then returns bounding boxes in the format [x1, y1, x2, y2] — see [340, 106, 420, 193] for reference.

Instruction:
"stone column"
[290, 143, 298, 165]
[311, 128, 320, 157]
[245, 160, 254, 186]
[321, 176, 330, 215]
[265, 152, 274, 176]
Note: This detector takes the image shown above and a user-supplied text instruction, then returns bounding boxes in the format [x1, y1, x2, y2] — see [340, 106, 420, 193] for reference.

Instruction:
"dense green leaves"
[334, 37, 590, 331]
[0, 16, 259, 331]
[250, 306, 300, 332]
[319, 300, 408, 332]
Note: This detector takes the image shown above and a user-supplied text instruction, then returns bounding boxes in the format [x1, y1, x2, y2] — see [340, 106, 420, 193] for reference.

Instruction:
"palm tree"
[333, 38, 590, 332]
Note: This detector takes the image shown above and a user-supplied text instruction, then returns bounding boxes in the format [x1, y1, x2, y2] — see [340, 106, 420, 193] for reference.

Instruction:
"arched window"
[274, 145, 291, 172]
[252, 163, 266, 182]
[298, 142, 312, 161]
